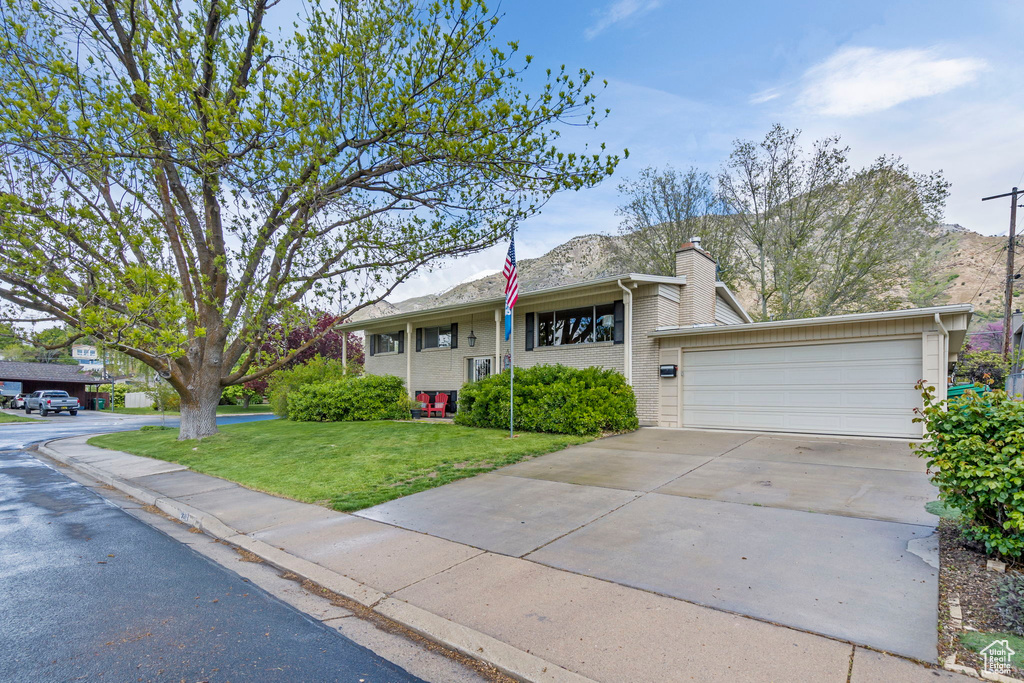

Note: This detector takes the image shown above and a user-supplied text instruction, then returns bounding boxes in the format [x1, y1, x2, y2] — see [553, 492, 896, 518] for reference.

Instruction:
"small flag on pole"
[503, 237, 519, 340]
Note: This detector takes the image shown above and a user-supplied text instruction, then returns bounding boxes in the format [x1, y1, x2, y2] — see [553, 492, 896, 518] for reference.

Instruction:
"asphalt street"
[0, 413, 426, 682]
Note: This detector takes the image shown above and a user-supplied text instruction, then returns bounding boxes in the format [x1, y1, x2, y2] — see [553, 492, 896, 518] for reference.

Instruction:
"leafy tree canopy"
[0, 0, 619, 437]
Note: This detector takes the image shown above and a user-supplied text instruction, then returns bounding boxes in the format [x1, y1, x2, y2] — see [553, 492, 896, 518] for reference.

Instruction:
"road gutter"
[34, 437, 594, 683]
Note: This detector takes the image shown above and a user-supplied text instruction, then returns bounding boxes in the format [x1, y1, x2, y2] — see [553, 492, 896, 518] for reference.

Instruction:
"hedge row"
[454, 364, 637, 436]
[287, 374, 406, 422]
[914, 383, 1024, 558]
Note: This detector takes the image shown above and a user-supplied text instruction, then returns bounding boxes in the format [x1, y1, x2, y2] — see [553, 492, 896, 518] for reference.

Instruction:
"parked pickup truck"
[25, 390, 80, 416]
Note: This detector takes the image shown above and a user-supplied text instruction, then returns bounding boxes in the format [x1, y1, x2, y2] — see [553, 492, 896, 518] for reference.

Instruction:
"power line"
[982, 186, 1022, 358]
[971, 242, 1009, 304]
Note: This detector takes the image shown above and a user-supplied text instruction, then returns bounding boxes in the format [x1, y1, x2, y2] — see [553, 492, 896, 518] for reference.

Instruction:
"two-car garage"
[654, 305, 972, 439]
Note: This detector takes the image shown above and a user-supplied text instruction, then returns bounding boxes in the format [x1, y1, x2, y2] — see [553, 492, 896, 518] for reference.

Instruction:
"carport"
[0, 360, 106, 406]
[652, 304, 972, 438]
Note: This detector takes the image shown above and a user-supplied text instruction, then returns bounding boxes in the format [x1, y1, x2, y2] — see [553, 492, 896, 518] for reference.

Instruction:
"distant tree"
[906, 234, 958, 308]
[718, 124, 949, 320]
[242, 314, 364, 397]
[969, 321, 1004, 353]
[0, 0, 619, 439]
[614, 166, 740, 285]
[956, 345, 1008, 387]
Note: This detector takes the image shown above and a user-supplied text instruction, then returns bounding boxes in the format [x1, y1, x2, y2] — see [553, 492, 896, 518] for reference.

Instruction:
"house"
[0, 360, 106, 406]
[342, 240, 971, 439]
[71, 343, 103, 368]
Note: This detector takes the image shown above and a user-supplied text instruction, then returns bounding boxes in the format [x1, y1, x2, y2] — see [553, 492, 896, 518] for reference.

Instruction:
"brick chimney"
[675, 237, 717, 326]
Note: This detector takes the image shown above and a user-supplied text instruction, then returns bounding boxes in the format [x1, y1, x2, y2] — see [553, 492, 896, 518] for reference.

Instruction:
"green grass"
[960, 631, 1024, 669]
[109, 404, 274, 416]
[0, 411, 37, 423]
[88, 420, 590, 511]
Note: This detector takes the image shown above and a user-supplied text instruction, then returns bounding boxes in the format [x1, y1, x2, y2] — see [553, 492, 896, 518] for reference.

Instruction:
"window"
[468, 357, 492, 382]
[375, 332, 401, 354]
[423, 325, 452, 349]
[537, 303, 617, 347]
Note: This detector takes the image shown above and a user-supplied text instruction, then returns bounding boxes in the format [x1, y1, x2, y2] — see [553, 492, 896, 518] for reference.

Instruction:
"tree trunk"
[242, 394, 251, 409]
[178, 368, 223, 440]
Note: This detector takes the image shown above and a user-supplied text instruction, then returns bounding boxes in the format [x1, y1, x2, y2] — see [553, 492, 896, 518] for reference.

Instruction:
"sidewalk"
[36, 435, 971, 683]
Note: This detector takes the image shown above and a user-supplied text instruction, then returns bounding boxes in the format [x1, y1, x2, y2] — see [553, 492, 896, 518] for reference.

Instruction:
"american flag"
[503, 237, 519, 308]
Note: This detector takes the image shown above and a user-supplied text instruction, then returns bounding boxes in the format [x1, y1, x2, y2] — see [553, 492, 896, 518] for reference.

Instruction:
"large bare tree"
[614, 165, 740, 285]
[0, 0, 619, 438]
[718, 124, 948, 320]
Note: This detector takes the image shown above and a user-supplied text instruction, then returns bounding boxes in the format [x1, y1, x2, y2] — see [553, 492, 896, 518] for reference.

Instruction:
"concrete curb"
[35, 438, 596, 683]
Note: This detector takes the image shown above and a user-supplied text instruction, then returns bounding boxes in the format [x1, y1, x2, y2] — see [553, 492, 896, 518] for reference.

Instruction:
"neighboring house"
[342, 240, 971, 438]
[0, 360, 106, 406]
[71, 343, 104, 368]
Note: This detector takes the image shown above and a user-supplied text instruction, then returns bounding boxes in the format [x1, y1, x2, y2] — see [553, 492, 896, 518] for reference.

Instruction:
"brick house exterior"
[343, 242, 749, 425]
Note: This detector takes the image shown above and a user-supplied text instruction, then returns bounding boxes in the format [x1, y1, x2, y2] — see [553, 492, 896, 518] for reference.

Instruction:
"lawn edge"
[85, 422, 591, 512]
[34, 436, 595, 683]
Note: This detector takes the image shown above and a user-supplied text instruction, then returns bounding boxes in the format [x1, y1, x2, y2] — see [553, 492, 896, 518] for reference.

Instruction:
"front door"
[468, 357, 493, 382]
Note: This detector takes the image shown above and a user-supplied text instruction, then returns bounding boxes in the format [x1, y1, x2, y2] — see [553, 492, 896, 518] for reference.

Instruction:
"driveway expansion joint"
[33, 431, 951, 683]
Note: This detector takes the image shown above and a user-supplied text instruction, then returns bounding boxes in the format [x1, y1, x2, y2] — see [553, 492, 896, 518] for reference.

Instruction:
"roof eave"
[338, 273, 687, 330]
[714, 282, 754, 323]
[648, 303, 974, 338]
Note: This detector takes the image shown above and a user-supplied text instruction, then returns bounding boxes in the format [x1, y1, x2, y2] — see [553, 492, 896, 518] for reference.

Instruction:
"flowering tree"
[242, 314, 364, 396]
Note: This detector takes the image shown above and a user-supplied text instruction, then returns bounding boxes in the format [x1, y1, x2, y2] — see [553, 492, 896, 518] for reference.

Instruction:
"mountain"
[354, 227, 1008, 326]
[350, 234, 626, 321]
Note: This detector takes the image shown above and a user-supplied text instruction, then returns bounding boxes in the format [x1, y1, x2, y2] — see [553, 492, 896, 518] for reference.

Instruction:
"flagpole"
[510, 305, 515, 439]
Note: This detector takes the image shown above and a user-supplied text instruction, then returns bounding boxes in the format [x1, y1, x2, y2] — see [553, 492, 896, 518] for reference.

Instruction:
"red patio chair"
[425, 392, 449, 418]
[414, 393, 431, 412]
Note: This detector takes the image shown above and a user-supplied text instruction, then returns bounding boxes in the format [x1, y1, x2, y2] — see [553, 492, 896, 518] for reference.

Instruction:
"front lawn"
[0, 411, 37, 423]
[88, 420, 589, 511]
[109, 404, 274, 416]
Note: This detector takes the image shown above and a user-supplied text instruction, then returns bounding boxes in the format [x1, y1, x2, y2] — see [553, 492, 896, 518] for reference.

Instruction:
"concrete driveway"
[356, 428, 940, 662]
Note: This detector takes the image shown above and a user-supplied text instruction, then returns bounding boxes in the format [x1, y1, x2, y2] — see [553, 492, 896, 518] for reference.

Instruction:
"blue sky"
[390, 0, 1024, 299]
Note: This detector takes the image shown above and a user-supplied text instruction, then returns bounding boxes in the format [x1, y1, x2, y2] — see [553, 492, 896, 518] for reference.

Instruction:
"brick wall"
[676, 246, 717, 326]
[363, 291, 629, 409]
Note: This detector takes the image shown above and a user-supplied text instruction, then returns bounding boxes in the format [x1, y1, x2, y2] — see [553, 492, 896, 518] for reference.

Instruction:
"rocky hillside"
[355, 227, 1009, 326]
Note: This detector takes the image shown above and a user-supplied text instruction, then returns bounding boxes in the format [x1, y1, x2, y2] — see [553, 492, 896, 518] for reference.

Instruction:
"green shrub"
[267, 356, 348, 417]
[146, 382, 181, 411]
[956, 349, 1009, 387]
[455, 364, 638, 436]
[94, 383, 128, 408]
[997, 573, 1024, 636]
[913, 382, 1024, 558]
[287, 374, 407, 422]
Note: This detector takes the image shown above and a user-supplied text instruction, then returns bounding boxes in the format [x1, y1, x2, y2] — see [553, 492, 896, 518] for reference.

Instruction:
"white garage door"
[681, 339, 922, 438]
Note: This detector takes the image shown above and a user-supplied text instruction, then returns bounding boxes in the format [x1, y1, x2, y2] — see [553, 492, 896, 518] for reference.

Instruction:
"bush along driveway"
[88, 420, 589, 511]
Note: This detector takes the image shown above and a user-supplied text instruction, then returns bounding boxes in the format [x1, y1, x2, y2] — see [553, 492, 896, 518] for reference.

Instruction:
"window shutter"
[369, 334, 376, 356]
[398, 330, 405, 354]
[450, 323, 458, 349]
[525, 312, 535, 351]
[613, 300, 625, 345]
[416, 328, 423, 352]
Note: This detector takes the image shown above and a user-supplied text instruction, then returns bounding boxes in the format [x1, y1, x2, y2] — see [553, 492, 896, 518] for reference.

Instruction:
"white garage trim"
[679, 339, 923, 438]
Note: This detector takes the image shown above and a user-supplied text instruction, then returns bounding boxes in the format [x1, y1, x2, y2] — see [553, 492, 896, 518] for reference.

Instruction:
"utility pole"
[983, 187, 1021, 359]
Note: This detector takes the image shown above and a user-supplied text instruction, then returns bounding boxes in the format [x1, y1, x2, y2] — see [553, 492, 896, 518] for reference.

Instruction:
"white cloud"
[797, 46, 987, 117]
[585, 0, 662, 40]
[750, 87, 781, 104]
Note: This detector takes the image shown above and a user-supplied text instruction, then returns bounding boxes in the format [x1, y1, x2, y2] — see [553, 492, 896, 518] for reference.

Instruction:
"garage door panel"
[681, 339, 922, 438]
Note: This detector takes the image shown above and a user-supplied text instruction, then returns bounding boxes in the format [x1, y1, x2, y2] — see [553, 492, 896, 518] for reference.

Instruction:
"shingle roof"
[0, 360, 105, 384]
